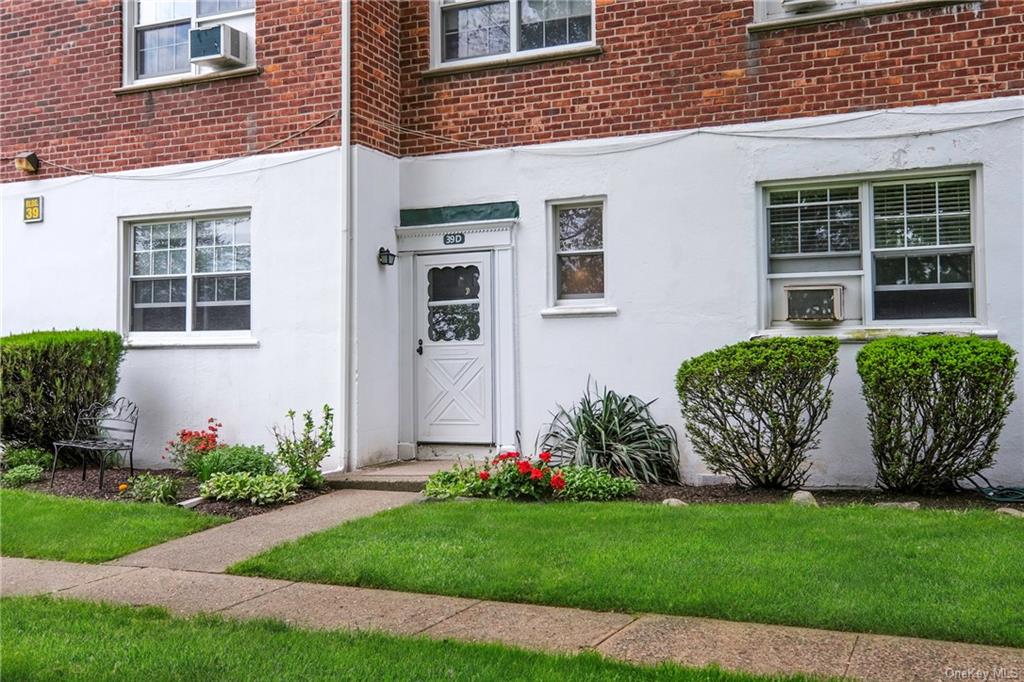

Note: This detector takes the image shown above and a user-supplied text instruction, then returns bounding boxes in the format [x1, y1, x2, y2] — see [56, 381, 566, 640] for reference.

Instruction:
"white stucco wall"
[399, 97, 1024, 487]
[1, 148, 346, 469]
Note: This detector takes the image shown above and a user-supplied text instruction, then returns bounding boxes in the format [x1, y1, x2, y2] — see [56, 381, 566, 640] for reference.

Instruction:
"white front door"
[415, 251, 493, 444]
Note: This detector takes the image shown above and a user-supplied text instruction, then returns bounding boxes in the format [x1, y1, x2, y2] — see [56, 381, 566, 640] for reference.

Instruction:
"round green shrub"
[675, 336, 839, 489]
[2, 447, 51, 470]
[857, 335, 1018, 492]
[1, 330, 125, 451]
[1, 464, 44, 488]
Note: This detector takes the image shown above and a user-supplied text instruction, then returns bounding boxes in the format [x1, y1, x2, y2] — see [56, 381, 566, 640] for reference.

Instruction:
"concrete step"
[325, 460, 456, 493]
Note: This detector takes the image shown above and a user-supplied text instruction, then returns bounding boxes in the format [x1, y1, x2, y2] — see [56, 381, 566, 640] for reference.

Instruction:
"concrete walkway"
[111, 489, 420, 573]
[3, 556, 1021, 681]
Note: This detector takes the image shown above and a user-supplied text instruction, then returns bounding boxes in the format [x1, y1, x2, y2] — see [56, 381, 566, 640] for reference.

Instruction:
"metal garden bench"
[51, 397, 139, 490]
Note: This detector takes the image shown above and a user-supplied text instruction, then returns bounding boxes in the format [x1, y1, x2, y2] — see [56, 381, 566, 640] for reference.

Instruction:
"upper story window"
[124, 0, 255, 86]
[763, 172, 978, 328]
[128, 213, 252, 334]
[435, 0, 596, 68]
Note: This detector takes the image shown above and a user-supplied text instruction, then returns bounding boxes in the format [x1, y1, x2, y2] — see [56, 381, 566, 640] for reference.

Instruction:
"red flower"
[517, 460, 531, 475]
[550, 473, 566, 491]
[538, 451, 552, 463]
[478, 471, 490, 481]
[529, 467, 544, 480]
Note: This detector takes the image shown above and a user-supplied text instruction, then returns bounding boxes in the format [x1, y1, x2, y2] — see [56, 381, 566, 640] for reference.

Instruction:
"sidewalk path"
[109, 489, 420, 573]
[3, 556, 1021, 681]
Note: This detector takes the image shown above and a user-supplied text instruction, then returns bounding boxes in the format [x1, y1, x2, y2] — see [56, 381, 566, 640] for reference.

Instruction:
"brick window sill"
[747, 0, 967, 33]
[423, 44, 603, 78]
[113, 65, 262, 95]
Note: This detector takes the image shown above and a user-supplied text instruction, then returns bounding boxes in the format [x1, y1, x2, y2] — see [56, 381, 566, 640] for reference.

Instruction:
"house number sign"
[23, 196, 43, 223]
[443, 232, 465, 246]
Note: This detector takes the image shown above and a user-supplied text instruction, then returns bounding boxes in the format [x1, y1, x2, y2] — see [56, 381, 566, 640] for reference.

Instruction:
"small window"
[125, 0, 255, 84]
[553, 202, 604, 302]
[427, 265, 481, 341]
[437, 0, 595, 65]
[128, 214, 251, 333]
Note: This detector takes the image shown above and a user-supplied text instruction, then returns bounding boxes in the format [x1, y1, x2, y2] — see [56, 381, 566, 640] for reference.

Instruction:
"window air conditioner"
[780, 0, 837, 12]
[785, 285, 844, 323]
[190, 24, 247, 68]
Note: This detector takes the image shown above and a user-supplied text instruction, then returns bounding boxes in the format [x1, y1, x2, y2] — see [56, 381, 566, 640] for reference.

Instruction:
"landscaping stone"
[221, 582, 476, 635]
[597, 614, 856, 679]
[110, 489, 420, 573]
[421, 601, 636, 653]
[994, 507, 1024, 518]
[791, 490, 818, 507]
[874, 501, 921, 510]
[662, 498, 688, 507]
[177, 496, 203, 509]
[0, 557, 138, 597]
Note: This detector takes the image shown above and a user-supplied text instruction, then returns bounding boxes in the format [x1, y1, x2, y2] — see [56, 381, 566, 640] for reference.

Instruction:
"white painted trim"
[396, 219, 517, 253]
[540, 305, 618, 318]
[126, 335, 259, 349]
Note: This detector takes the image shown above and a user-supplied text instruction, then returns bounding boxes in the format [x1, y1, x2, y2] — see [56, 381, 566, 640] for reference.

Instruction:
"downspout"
[340, 0, 353, 472]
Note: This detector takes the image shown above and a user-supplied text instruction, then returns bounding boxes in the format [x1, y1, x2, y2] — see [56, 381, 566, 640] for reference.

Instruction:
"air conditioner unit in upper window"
[780, 0, 837, 12]
[190, 24, 247, 68]
[785, 285, 844, 323]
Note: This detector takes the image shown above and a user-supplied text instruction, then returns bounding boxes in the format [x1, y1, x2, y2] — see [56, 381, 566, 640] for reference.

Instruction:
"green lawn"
[0, 597, 810, 682]
[231, 500, 1024, 648]
[0, 489, 228, 563]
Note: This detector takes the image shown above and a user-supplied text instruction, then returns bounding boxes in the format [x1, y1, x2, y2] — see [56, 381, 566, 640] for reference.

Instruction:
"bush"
[127, 473, 182, 504]
[2, 447, 51, 470]
[0, 464, 44, 488]
[165, 418, 222, 474]
[0, 330, 125, 451]
[424, 453, 638, 502]
[541, 381, 680, 484]
[200, 472, 299, 506]
[676, 337, 839, 490]
[272, 406, 334, 489]
[194, 445, 276, 483]
[857, 335, 1018, 492]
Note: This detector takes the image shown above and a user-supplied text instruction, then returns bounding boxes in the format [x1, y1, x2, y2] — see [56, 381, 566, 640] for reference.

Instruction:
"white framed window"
[550, 199, 605, 305]
[126, 213, 252, 334]
[123, 0, 255, 85]
[432, 0, 596, 69]
[763, 170, 979, 327]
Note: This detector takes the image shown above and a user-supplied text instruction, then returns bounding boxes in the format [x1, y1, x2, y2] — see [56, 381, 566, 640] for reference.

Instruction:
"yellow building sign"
[23, 197, 43, 223]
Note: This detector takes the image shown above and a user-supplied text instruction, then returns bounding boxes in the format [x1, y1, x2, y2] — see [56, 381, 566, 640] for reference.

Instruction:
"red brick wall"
[351, 0, 401, 156]
[1, 0, 342, 183]
[399, 0, 1024, 155]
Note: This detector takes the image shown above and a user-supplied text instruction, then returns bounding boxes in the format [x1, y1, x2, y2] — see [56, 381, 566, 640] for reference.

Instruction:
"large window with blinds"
[765, 172, 977, 325]
[127, 213, 252, 334]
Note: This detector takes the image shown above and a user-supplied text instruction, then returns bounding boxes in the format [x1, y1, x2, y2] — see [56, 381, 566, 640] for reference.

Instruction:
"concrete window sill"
[752, 326, 998, 344]
[747, 0, 966, 33]
[114, 65, 261, 95]
[541, 305, 618, 319]
[126, 335, 260, 349]
[423, 44, 603, 78]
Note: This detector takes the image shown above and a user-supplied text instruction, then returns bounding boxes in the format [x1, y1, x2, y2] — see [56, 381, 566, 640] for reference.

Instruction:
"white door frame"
[396, 218, 518, 459]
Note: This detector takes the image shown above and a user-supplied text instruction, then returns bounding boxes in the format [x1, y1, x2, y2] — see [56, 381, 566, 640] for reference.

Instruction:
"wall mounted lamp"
[14, 152, 39, 174]
[377, 247, 396, 266]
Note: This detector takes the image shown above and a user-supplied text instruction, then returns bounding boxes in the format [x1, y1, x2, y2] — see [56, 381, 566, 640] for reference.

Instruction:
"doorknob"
[416, 339, 423, 355]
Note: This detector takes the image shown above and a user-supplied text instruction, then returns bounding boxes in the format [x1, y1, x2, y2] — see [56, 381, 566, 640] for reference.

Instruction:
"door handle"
[416, 339, 423, 356]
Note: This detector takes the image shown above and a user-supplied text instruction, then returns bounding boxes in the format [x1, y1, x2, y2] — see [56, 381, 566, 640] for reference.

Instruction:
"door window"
[427, 265, 481, 342]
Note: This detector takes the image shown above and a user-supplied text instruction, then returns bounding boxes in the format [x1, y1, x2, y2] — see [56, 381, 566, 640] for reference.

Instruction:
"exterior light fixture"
[377, 247, 396, 266]
[14, 152, 40, 174]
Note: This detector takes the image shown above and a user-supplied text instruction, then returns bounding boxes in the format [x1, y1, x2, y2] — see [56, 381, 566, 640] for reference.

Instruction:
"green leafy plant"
[1, 447, 51, 470]
[424, 452, 637, 502]
[272, 406, 334, 489]
[200, 472, 299, 506]
[541, 381, 680, 484]
[0, 330, 124, 452]
[0, 464, 44, 488]
[857, 335, 1018, 492]
[676, 336, 839, 490]
[126, 473, 182, 504]
[194, 444, 275, 483]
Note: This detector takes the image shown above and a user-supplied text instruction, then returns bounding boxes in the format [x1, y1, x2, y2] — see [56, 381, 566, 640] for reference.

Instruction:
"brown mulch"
[23, 467, 330, 520]
[635, 483, 1023, 511]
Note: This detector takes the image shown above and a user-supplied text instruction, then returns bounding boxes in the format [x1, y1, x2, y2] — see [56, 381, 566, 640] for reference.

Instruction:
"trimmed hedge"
[857, 335, 1017, 492]
[1, 330, 125, 450]
[676, 337, 839, 489]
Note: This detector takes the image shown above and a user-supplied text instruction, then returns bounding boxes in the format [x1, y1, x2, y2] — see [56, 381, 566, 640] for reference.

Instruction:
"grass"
[0, 489, 228, 563]
[0, 597, 811, 682]
[231, 500, 1024, 648]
